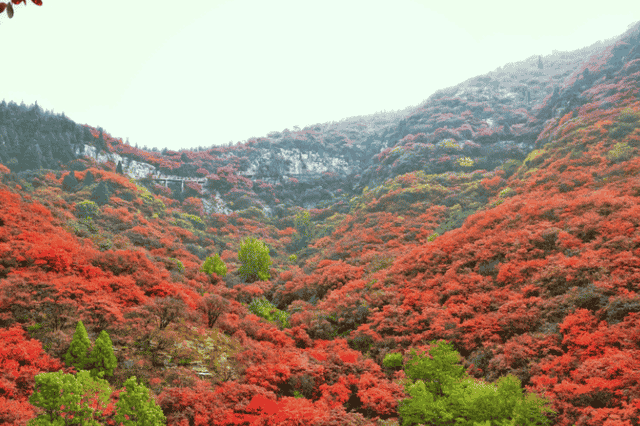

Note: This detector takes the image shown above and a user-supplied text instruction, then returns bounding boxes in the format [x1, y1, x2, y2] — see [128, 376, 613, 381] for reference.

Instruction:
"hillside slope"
[1, 21, 640, 426]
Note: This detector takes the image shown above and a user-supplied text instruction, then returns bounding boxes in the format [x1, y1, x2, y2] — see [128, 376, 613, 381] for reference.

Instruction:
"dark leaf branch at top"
[0, 0, 44, 20]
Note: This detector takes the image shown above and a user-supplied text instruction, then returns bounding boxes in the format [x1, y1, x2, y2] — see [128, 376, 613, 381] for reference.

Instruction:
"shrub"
[606, 141, 635, 163]
[396, 340, 557, 426]
[237, 236, 272, 282]
[201, 254, 227, 278]
[180, 212, 206, 231]
[246, 296, 291, 329]
[75, 200, 100, 220]
[382, 352, 404, 369]
[185, 243, 209, 261]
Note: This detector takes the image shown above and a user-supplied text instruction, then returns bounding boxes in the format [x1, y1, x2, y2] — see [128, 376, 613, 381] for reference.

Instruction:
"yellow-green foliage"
[75, 200, 100, 220]
[288, 254, 297, 263]
[180, 213, 206, 231]
[237, 206, 267, 221]
[291, 209, 314, 249]
[518, 149, 548, 181]
[441, 139, 462, 150]
[609, 107, 640, 140]
[606, 141, 635, 163]
[154, 198, 167, 214]
[136, 184, 155, 204]
[350, 170, 496, 216]
[389, 146, 405, 156]
[245, 296, 291, 329]
[427, 232, 439, 242]
[522, 149, 545, 168]
[201, 254, 227, 277]
[619, 107, 639, 122]
[382, 352, 404, 369]
[498, 187, 515, 198]
[171, 218, 196, 233]
[22, 181, 34, 193]
[136, 183, 166, 216]
[237, 236, 272, 282]
[318, 213, 346, 236]
[456, 156, 474, 167]
[66, 216, 100, 239]
[81, 216, 100, 234]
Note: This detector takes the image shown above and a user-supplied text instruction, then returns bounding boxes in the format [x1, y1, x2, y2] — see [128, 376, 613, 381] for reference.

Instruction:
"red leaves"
[0, 325, 65, 425]
[355, 373, 404, 416]
[0, 0, 42, 19]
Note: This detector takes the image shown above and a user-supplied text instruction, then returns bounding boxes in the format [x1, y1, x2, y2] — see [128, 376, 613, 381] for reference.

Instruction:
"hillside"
[1, 21, 640, 426]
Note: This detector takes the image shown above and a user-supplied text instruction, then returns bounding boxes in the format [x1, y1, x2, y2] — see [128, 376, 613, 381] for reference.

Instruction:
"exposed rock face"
[73, 144, 157, 180]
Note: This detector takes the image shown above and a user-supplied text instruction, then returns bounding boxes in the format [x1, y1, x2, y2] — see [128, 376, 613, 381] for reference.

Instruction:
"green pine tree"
[113, 376, 167, 425]
[64, 320, 92, 371]
[87, 330, 118, 379]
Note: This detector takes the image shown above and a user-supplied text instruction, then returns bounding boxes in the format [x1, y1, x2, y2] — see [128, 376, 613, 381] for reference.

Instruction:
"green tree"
[64, 320, 92, 371]
[200, 253, 227, 277]
[291, 209, 314, 251]
[91, 181, 111, 206]
[87, 330, 118, 379]
[394, 340, 557, 426]
[28, 370, 112, 426]
[62, 171, 79, 192]
[113, 376, 167, 425]
[237, 236, 272, 283]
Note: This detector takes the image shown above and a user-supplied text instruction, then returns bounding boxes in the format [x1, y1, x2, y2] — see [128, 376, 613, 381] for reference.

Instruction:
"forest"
[1, 20, 640, 426]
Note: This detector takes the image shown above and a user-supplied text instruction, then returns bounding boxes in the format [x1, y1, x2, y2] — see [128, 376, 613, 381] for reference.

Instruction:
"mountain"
[1, 21, 640, 426]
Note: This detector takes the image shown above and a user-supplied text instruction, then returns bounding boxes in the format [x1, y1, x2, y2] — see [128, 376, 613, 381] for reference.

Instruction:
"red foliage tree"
[0, 325, 67, 425]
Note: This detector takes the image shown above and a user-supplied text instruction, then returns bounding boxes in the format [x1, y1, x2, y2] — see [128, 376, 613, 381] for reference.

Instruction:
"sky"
[2, 0, 639, 152]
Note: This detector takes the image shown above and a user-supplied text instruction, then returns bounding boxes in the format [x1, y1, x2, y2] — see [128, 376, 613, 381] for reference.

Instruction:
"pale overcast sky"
[2, 0, 638, 152]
